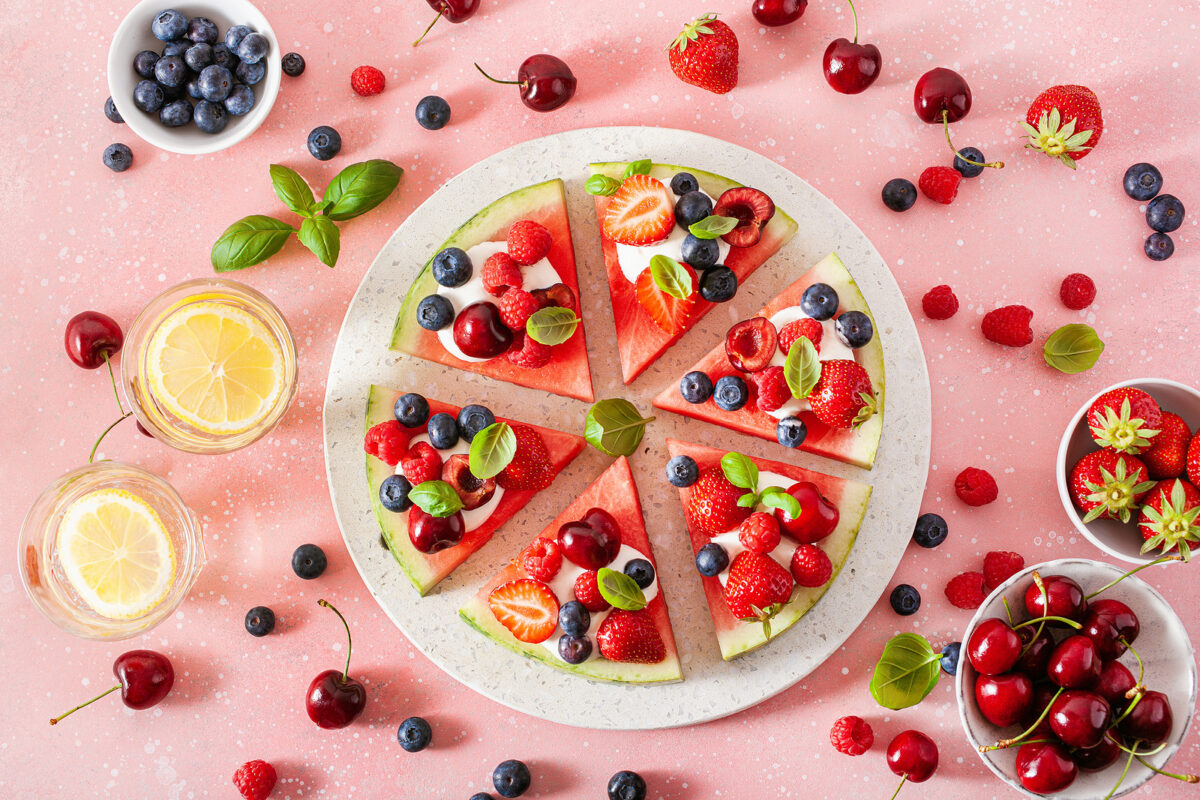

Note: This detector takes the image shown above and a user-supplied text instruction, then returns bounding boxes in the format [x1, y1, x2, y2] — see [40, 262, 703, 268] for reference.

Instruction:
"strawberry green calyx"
[1089, 398, 1160, 454]
[852, 391, 878, 428]
[667, 12, 718, 52]
[1082, 460, 1156, 524]
[1021, 108, 1094, 170]
[739, 599, 788, 641]
[1140, 481, 1200, 561]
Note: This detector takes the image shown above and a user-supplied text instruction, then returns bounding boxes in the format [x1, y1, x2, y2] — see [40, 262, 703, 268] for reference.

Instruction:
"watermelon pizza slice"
[654, 253, 886, 470]
[666, 439, 872, 661]
[364, 384, 585, 596]
[587, 161, 798, 384]
[459, 456, 683, 683]
[391, 178, 594, 402]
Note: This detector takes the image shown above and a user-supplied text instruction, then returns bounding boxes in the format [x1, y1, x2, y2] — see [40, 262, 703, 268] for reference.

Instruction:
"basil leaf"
[596, 567, 647, 611]
[1044, 324, 1105, 374]
[736, 492, 759, 509]
[211, 215, 295, 272]
[623, 159, 652, 178]
[760, 487, 801, 519]
[784, 337, 821, 399]
[297, 215, 341, 267]
[584, 399, 654, 457]
[526, 306, 580, 346]
[269, 164, 316, 216]
[468, 422, 515, 480]
[720, 451, 758, 491]
[649, 255, 693, 300]
[585, 174, 621, 196]
[869, 633, 942, 710]
[322, 159, 403, 221]
[688, 215, 738, 240]
[408, 480, 464, 518]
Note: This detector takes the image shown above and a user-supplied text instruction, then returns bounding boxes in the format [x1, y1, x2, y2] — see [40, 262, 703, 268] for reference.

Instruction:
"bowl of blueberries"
[107, 0, 282, 155]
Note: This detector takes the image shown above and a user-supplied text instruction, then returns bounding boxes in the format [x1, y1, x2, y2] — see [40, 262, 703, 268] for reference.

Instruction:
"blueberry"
[133, 79, 165, 113]
[674, 191, 713, 227]
[492, 760, 531, 798]
[185, 79, 202, 100]
[152, 9, 188, 41]
[380, 474, 414, 512]
[1123, 162, 1163, 201]
[470, 795, 495, 800]
[834, 310, 874, 348]
[161, 40, 191, 57]
[669, 172, 699, 196]
[237, 32, 270, 65]
[184, 43, 213, 71]
[624, 558, 655, 589]
[397, 716, 433, 752]
[558, 600, 590, 637]
[557, 634, 592, 664]
[159, 99, 193, 127]
[158, 82, 185, 101]
[197, 65, 233, 102]
[1145, 232, 1175, 261]
[1146, 194, 1184, 233]
[681, 234, 719, 270]
[699, 265, 737, 303]
[186, 16, 218, 44]
[236, 59, 265, 86]
[223, 84, 255, 116]
[224, 24, 253, 52]
[427, 412, 459, 450]
[432, 247, 472, 287]
[713, 375, 748, 411]
[776, 416, 807, 448]
[695, 542, 729, 577]
[800, 282, 839, 320]
[244, 605, 276, 637]
[394, 393, 431, 428]
[416, 95, 451, 130]
[194, 100, 227, 133]
[608, 770, 647, 800]
[881, 178, 916, 212]
[890, 584, 921, 616]
[679, 371, 713, 404]
[212, 43, 239, 71]
[912, 512, 948, 548]
[953, 146, 986, 179]
[281, 52, 306, 77]
[307, 125, 342, 160]
[456, 404, 495, 442]
[104, 96, 124, 124]
[665, 455, 699, 488]
[291, 543, 327, 579]
[133, 49, 159, 79]
[102, 143, 133, 172]
[153, 55, 188, 88]
[939, 642, 962, 676]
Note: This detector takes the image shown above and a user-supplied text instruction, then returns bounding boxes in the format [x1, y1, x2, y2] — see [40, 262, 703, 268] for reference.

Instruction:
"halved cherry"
[713, 187, 776, 247]
[531, 282, 577, 312]
[725, 317, 778, 372]
[441, 454, 496, 510]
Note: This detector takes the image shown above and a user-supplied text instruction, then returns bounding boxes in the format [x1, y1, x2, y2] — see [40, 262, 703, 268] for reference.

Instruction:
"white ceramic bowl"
[1056, 378, 1200, 564]
[107, 0, 281, 155]
[957, 558, 1196, 799]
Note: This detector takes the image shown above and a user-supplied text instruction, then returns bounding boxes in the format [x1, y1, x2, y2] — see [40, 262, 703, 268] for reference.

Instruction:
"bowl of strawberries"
[1056, 378, 1200, 564]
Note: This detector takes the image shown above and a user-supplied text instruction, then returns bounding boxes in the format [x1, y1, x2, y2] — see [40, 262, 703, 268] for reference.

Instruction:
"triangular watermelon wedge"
[666, 439, 872, 661]
[588, 162, 798, 384]
[390, 179, 594, 402]
[366, 384, 586, 596]
[654, 253, 886, 470]
[459, 457, 683, 683]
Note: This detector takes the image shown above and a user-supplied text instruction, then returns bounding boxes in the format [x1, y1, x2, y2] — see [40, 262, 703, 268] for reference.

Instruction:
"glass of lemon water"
[19, 462, 205, 640]
[122, 278, 298, 454]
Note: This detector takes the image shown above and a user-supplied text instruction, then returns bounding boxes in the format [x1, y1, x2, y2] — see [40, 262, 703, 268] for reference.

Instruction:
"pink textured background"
[2, 0, 1199, 797]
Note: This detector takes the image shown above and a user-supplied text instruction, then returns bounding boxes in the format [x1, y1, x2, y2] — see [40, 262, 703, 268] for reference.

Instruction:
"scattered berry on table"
[351, 65, 386, 96]
[426, 412, 460, 450]
[912, 512, 948, 548]
[918, 166, 961, 204]
[738, 512, 782, 555]
[945, 571, 987, 609]
[291, 544, 328, 579]
[481, 252, 523, 296]
[307, 125, 342, 160]
[921, 285, 958, 320]
[1123, 162, 1163, 201]
[432, 247, 472, 287]
[394, 393, 431, 428]
[695, 542, 729, 577]
[800, 282, 839, 320]
[682, 234, 720, 269]
[608, 770, 647, 800]
[790, 543, 832, 587]
[667, 13, 739, 94]
[713, 375, 749, 411]
[1059, 273, 1096, 310]
[776, 416, 807, 448]
[225, 24, 252, 51]
[1022, 84, 1104, 167]
[1145, 232, 1175, 261]
[416, 95, 451, 129]
[499, 288, 540, 330]
[557, 634, 592, 664]
[830, 715, 874, 756]
[244, 606, 276, 637]
[237, 32, 270, 64]
[939, 642, 962, 675]
[520, 537, 562, 582]
[666, 455, 700, 487]
[507, 332, 553, 368]
[573, 570, 610, 612]
[890, 584, 921, 615]
[670, 172, 699, 195]
[236, 60, 266, 86]
[492, 759, 532, 798]
[983, 550, 1025, 590]
[881, 178, 917, 212]
[102, 143, 133, 172]
[1146, 194, 1185, 233]
[507, 220, 553, 265]
[397, 716, 432, 752]
[674, 191, 714, 227]
[281, 52, 306, 77]
[624, 559, 655, 589]
[233, 759, 277, 800]
[379, 474, 414, 512]
[680, 371, 714, 404]
[752, 366, 790, 413]
[224, 84, 256, 116]
[955, 467, 998, 506]
[953, 146, 986, 178]
[834, 310, 873, 348]
[133, 49, 159, 79]
[159, 99, 193, 127]
[416, 294, 454, 330]
[104, 96, 124, 123]
[469, 795, 495, 800]
[152, 9, 188, 41]
[981, 304, 1033, 347]
[557, 600, 590, 637]
[456, 404, 495, 443]
[1143, 411, 1191, 479]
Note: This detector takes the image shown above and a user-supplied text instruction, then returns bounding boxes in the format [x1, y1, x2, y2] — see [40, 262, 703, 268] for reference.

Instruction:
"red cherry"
[1049, 690, 1112, 749]
[1094, 660, 1137, 714]
[1119, 690, 1174, 745]
[1023, 574, 1087, 624]
[913, 67, 972, 123]
[725, 317, 778, 373]
[558, 507, 622, 570]
[306, 600, 367, 730]
[821, 0, 880, 95]
[50, 650, 173, 725]
[1072, 733, 1123, 772]
[476, 55, 577, 113]
[751, 0, 807, 26]
[442, 454, 496, 510]
[413, 0, 480, 46]
[967, 618, 1022, 675]
[886, 730, 938, 784]
[1082, 598, 1140, 661]
[1016, 741, 1078, 794]
[974, 672, 1034, 727]
[408, 506, 466, 553]
[1047, 635, 1102, 690]
[65, 310, 123, 369]
[1013, 628, 1054, 679]
[453, 301, 513, 359]
[774, 482, 840, 543]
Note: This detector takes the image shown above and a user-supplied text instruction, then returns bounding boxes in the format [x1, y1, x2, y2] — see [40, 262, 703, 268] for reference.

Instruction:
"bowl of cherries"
[957, 558, 1196, 798]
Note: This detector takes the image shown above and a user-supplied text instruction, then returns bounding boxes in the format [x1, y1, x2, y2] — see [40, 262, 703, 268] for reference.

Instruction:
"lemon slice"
[57, 489, 176, 619]
[146, 301, 285, 435]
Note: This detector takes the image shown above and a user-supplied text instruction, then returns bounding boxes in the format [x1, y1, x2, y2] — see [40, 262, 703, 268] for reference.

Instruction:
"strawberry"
[1069, 450, 1155, 523]
[363, 420, 409, 466]
[1138, 479, 1200, 559]
[918, 166, 961, 204]
[1022, 84, 1103, 169]
[400, 441, 442, 485]
[481, 251, 523, 297]
[1086, 387, 1163, 455]
[573, 570, 610, 613]
[602, 175, 675, 245]
[596, 609, 666, 664]
[983, 551, 1025, 591]
[778, 318, 822, 355]
[1188, 429, 1200, 488]
[507, 220, 553, 266]
[487, 578, 559, 644]
[738, 512, 782, 555]
[685, 465, 751, 535]
[666, 13, 738, 95]
[350, 65, 386, 96]
[496, 425, 554, 491]
[724, 551, 794, 634]
[808, 359, 877, 429]
[520, 537, 562, 582]
[751, 366, 790, 413]
[790, 544, 833, 588]
[633, 264, 697, 335]
[1142, 412, 1192, 479]
[499, 287, 540, 330]
[506, 331, 553, 369]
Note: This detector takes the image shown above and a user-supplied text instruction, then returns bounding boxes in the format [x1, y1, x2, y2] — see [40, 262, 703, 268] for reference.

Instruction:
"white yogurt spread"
[708, 471, 798, 587]
[396, 432, 504, 532]
[760, 307, 858, 420]
[613, 190, 729, 284]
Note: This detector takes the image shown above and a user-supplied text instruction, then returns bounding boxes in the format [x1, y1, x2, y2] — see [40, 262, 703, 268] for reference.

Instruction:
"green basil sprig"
[585, 399, 654, 457]
[597, 567, 647, 610]
[468, 422, 516, 480]
[211, 216, 296, 273]
[297, 216, 341, 267]
[323, 159, 404, 221]
[408, 480, 464, 518]
[721, 451, 801, 518]
[526, 307, 580, 346]
[688, 215, 738, 240]
[269, 164, 316, 215]
[1043, 324, 1105, 374]
[585, 174, 621, 196]
[869, 633, 942, 710]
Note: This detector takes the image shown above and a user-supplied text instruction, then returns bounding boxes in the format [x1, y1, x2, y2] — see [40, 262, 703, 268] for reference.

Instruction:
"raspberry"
[790, 544, 833, 588]
[1060, 273, 1096, 310]
[400, 441, 442, 485]
[350, 65, 386, 96]
[981, 304, 1034, 347]
[955, 467, 998, 506]
[233, 760, 277, 800]
[945, 571, 987, 609]
[573, 570, 610, 613]
[482, 252, 523, 297]
[363, 420, 408, 466]
[507, 220, 553, 266]
[499, 288, 540, 330]
[918, 166, 962, 204]
[507, 331, 553, 369]
[829, 716, 873, 756]
[921, 285, 959, 320]
[778, 318, 822, 354]
[751, 366, 790, 413]
[737, 512, 782, 554]
[520, 537, 562, 582]
[983, 550, 1025, 591]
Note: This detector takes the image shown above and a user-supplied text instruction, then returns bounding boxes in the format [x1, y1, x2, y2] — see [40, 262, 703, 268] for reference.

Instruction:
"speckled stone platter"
[322, 126, 931, 730]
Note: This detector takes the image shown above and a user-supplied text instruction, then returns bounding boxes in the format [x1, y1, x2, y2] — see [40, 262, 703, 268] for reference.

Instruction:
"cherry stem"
[89, 412, 132, 463]
[1104, 745, 1138, 800]
[940, 110, 1004, 170]
[1020, 574, 1050, 657]
[981, 687, 1064, 751]
[1123, 639, 1146, 691]
[1085, 555, 1181, 600]
[49, 684, 119, 725]
[1001, 596, 1015, 626]
[887, 774, 906, 800]
[412, 12, 440, 47]
[1135, 755, 1199, 783]
[1113, 738, 1166, 757]
[845, 0, 860, 44]
[103, 353, 126, 416]
[318, 599, 353, 684]
[1013, 614, 1081, 630]
[474, 63, 524, 88]
[1110, 689, 1143, 729]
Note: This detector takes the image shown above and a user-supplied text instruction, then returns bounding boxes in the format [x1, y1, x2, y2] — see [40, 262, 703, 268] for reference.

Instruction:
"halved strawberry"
[634, 264, 697, 335]
[713, 187, 775, 247]
[487, 578, 559, 644]
[602, 175, 675, 245]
